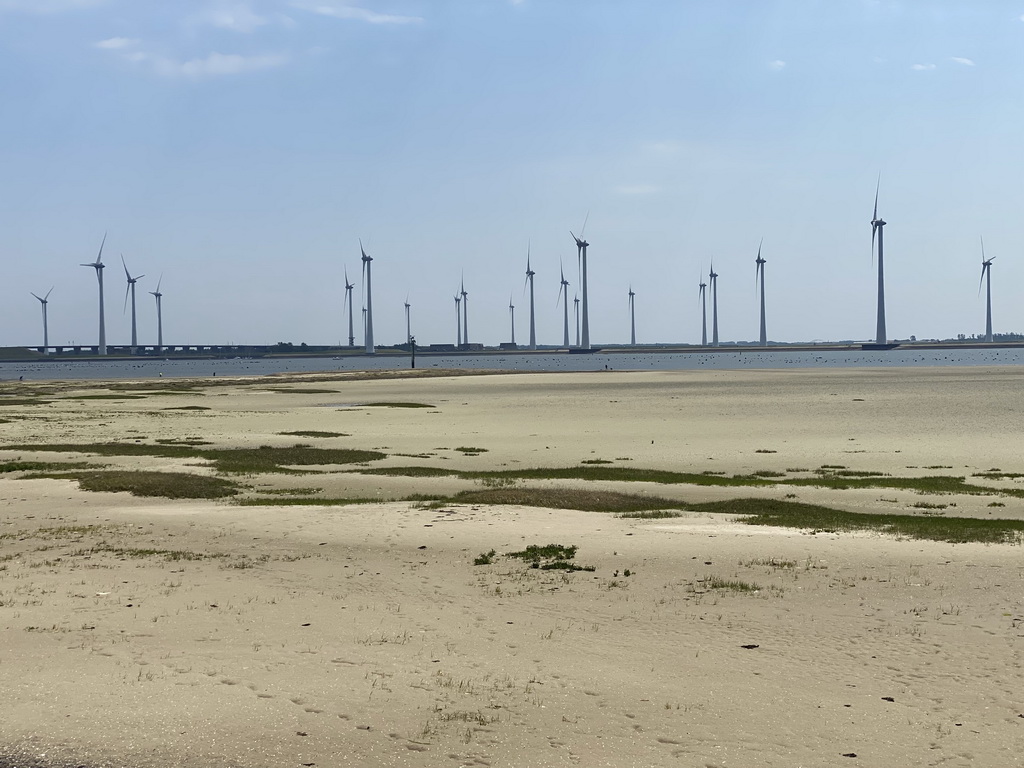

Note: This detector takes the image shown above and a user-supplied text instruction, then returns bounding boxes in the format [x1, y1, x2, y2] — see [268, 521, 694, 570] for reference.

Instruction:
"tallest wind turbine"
[755, 241, 767, 346]
[360, 241, 374, 354]
[709, 262, 719, 347]
[980, 238, 995, 343]
[571, 218, 591, 350]
[871, 179, 887, 345]
[81, 233, 107, 355]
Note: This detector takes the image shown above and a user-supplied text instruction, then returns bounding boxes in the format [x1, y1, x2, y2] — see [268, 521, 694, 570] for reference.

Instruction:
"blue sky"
[3, 0, 1023, 348]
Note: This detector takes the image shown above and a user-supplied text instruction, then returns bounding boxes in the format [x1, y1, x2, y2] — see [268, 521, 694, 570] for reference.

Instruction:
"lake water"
[3, 347, 1023, 381]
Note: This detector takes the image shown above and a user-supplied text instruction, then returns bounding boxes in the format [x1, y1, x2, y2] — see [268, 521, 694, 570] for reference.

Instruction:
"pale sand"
[1, 367, 1023, 767]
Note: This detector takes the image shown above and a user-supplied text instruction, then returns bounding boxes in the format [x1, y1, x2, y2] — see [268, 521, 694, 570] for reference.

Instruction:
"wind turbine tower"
[360, 242, 375, 354]
[573, 295, 580, 347]
[980, 238, 995, 343]
[404, 296, 411, 345]
[870, 181, 887, 345]
[509, 295, 516, 346]
[755, 241, 767, 346]
[454, 293, 462, 347]
[571, 220, 591, 350]
[122, 255, 144, 354]
[461, 280, 469, 346]
[31, 288, 53, 354]
[343, 268, 355, 347]
[81, 233, 108, 355]
[709, 262, 720, 347]
[525, 247, 537, 350]
[698, 276, 708, 346]
[557, 264, 570, 348]
[149, 277, 163, 354]
[628, 286, 636, 346]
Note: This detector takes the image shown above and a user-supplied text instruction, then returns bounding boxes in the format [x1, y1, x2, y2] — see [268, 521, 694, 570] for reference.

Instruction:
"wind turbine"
[628, 286, 636, 346]
[454, 292, 462, 347]
[571, 214, 591, 349]
[30, 288, 53, 354]
[509, 294, 516, 346]
[460, 279, 469, 347]
[404, 295, 411, 345]
[360, 241, 374, 354]
[573, 294, 580, 347]
[525, 245, 537, 350]
[709, 262, 720, 347]
[698, 273, 708, 346]
[343, 267, 355, 347]
[149, 276, 163, 354]
[871, 178, 887, 345]
[81, 233, 107, 355]
[980, 238, 995, 343]
[755, 240, 767, 346]
[556, 263, 570, 349]
[121, 255, 144, 354]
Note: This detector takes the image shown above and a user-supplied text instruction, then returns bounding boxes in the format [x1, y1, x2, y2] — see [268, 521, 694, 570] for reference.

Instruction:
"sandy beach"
[1, 367, 1023, 767]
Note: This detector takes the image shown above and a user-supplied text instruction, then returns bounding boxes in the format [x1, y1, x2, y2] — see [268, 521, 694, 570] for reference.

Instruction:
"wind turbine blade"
[45, 287, 53, 300]
[96, 232, 107, 264]
[31, 292, 42, 302]
[980, 236, 986, 263]
[873, 175, 880, 221]
[580, 211, 589, 238]
[123, 284, 130, 314]
[871, 224, 877, 265]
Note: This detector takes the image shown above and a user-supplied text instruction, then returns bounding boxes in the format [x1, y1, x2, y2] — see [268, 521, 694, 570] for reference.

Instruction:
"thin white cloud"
[122, 50, 288, 78]
[769, 60, 786, 71]
[911, 63, 936, 71]
[0, 0, 106, 11]
[291, 1, 423, 24]
[95, 36, 139, 50]
[188, 2, 269, 33]
[950, 56, 975, 66]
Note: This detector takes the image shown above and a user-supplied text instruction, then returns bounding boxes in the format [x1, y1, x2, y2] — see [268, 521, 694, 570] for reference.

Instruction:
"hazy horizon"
[4, 1, 1023, 349]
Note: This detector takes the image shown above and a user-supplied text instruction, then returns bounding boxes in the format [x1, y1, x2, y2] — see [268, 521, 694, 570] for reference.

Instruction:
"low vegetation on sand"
[476, 542, 595, 572]
[23, 470, 240, 499]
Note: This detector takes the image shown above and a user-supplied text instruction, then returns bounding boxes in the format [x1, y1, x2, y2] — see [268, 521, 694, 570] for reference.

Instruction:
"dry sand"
[1, 367, 1023, 767]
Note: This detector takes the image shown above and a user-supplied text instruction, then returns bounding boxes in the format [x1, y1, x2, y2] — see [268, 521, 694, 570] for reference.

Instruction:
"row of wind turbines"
[30, 188, 1001, 355]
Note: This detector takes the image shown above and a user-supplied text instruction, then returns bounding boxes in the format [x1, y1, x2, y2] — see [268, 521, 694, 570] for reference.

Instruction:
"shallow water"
[2, 346, 1023, 381]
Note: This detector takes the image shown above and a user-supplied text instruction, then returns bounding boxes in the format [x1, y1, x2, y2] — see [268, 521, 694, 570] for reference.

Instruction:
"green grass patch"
[364, 402, 434, 408]
[699, 576, 761, 592]
[163, 405, 211, 411]
[581, 459, 612, 464]
[455, 446, 488, 453]
[617, 510, 684, 519]
[973, 471, 1024, 480]
[35, 470, 241, 499]
[61, 394, 148, 400]
[539, 560, 595, 572]
[0, 399, 49, 406]
[155, 438, 212, 446]
[266, 387, 340, 394]
[7, 442, 386, 475]
[473, 549, 496, 566]
[0, 461, 98, 473]
[278, 430, 349, 438]
[687, 497, 1024, 544]
[234, 496, 382, 506]
[507, 543, 578, 561]
[436, 487, 683, 514]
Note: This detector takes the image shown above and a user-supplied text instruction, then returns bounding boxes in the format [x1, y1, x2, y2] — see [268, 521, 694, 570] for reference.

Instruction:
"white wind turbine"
[571, 215, 591, 349]
[508, 294, 516, 346]
[525, 245, 537, 350]
[404, 295, 412, 345]
[30, 288, 53, 354]
[81, 233, 108, 355]
[979, 238, 995, 343]
[556, 263, 570, 349]
[149, 276, 164, 354]
[628, 285, 636, 346]
[460, 278, 469, 346]
[698, 272, 708, 346]
[121, 255, 144, 354]
[573, 294, 580, 347]
[870, 178, 887, 345]
[454, 292, 462, 347]
[343, 267, 355, 347]
[755, 240, 767, 346]
[360, 241, 375, 354]
[709, 262, 720, 347]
